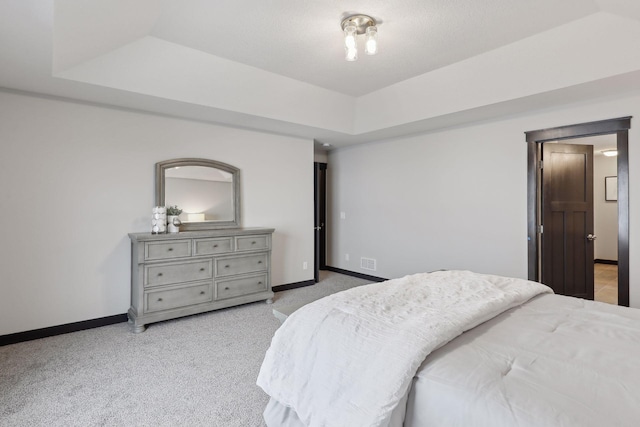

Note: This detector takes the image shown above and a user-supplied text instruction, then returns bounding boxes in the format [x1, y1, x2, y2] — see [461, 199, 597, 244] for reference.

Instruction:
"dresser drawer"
[144, 240, 191, 261]
[236, 235, 269, 252]
[193, 237, 234, 256]
[129, 228, 274, 333]
[215, 274, 268, 300]
[145, 282, 213, 313]
[215, 253, 268, 277]
[145, 259, 213, 287]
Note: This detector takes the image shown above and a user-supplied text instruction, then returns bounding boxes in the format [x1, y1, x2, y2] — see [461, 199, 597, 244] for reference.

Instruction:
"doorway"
[575, 135, 620, 304]
[525, 117, 630, 306]
[539, 136, 619, 302]
[314, 162, 327, 282]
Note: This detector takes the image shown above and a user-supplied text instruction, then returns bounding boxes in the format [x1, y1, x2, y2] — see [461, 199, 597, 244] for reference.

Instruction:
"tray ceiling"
[2, 0, 640, 147]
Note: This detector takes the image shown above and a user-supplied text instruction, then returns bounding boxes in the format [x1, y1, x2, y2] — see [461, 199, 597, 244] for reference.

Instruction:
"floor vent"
[360, 257, 377, 271]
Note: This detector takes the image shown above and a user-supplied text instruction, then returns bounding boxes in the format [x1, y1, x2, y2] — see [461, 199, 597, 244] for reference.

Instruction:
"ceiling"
[2, 0, 640, 149]
[149, 0, 598, 96]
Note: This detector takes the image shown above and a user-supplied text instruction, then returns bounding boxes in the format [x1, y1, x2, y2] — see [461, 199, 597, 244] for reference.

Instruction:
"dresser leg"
[132, 324, 147, 333]
[266, 298, 274, 304]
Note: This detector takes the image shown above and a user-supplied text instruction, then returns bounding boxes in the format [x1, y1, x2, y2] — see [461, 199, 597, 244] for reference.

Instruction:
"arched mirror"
[156, 158, 241, 230]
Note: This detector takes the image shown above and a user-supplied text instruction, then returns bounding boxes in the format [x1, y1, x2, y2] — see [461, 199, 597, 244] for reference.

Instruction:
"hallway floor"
[594, 263, 618, 305]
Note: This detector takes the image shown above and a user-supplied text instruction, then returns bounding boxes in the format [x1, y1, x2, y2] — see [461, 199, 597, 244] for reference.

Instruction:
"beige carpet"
[0, 271, 370, 427]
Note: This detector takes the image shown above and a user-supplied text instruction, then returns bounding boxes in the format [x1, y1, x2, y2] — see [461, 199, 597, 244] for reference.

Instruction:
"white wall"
[328, 91, 640, 308]
[0, 90, 314, 335]
[594, 154, 618, 261]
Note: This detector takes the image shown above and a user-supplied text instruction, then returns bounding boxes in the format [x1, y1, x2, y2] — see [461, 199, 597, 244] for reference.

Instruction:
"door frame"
[525, 117, 631, 306]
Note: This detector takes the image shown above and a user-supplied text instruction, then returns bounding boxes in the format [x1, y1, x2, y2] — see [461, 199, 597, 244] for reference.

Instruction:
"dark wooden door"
[314, 162, 327, 282]
[542, 143, 594, 299]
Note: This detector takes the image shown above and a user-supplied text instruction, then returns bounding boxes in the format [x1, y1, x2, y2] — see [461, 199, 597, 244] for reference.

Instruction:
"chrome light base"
[341, 14, 376, 35]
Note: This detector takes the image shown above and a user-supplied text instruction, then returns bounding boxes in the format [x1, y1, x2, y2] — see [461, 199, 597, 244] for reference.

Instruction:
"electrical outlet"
[340, 211, 346, 219]
[345, 253, 350, 261]
[303, 261, 308, 270]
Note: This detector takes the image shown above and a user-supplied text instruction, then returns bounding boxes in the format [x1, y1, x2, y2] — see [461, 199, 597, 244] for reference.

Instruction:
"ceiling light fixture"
[341, 14, 378, 62]
[603, 149, 618, 157]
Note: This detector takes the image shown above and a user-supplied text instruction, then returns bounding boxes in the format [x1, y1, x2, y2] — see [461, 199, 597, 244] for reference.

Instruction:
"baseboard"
[272, 280, 315, 292]
[0, 314, 128, 347]
[1, 270, 387, 346]
[595, 259, 618, 265]
[325, 266, 387, 282]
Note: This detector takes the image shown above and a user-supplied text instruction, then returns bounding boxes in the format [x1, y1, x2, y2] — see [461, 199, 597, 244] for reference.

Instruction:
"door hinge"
[538, 224, 543, 234]
[538, 160, 544, 169]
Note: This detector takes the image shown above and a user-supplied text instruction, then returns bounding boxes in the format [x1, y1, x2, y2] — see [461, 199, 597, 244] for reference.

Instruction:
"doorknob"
[587, 234, 597, 241]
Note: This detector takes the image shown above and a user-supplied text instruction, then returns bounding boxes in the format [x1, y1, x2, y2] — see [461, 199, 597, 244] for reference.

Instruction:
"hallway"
[594, 263, 618, 305]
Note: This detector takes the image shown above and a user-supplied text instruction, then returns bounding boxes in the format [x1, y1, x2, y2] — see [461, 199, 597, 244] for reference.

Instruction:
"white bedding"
[403, 292, 640, 426]
[257, 270, 551, 427]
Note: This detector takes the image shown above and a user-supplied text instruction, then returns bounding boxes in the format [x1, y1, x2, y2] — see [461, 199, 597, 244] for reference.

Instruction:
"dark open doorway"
[525, 117, 631, 306]
[314, 162, 327, 282]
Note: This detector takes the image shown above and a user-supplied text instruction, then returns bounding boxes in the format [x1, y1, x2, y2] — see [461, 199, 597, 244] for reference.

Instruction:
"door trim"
[525, 117, 631, 306]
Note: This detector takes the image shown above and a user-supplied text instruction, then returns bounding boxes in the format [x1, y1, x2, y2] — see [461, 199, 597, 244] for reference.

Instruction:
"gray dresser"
[128, 228, 274, 333]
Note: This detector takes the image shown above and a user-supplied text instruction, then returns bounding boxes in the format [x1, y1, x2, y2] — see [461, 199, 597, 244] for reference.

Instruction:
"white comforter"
[403, 293, 640, 426]
[257, 270, 552, 427]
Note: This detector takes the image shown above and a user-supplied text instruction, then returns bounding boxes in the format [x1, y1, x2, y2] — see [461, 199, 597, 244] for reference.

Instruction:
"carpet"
[0, 271, 370, 426]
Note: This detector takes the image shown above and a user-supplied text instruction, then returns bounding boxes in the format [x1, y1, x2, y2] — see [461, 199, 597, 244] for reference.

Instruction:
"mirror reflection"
[156, 158, 241, 230]
[165, 166, 234, 222]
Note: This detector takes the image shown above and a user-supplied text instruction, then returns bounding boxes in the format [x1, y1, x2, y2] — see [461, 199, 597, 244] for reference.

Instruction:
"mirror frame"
[156, 158, 241, 230]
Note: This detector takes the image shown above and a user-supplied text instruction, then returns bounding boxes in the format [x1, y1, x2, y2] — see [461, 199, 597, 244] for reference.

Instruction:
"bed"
[257, 270, 640, 427]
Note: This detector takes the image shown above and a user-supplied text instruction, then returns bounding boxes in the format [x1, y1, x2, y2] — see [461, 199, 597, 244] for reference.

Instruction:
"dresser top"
[129, 227, 275, 242]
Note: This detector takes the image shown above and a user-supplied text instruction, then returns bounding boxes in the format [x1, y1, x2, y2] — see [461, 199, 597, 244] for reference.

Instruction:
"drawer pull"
[157, 298, 163, 302]
[200, 268, 205, 272]
[258, 281, 263, 285]
[200, 291, 205, 295]
[168, 248, 173, 252]
[252, 241, 256, 245]
[258, 260, 262, 264]
[157, 273, 163, 277]
[213, 244, 218, 248]
[224, 286, 230, 290]
[225, 265, 230, 268]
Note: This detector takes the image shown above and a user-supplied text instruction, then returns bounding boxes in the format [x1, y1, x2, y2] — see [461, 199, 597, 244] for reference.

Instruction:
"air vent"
[360, 257, 377, 271]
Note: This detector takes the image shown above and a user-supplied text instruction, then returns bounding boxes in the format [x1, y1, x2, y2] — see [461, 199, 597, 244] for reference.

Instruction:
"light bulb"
[344, 22, 358, 61]
[344, 23, 357, 49]
[365, 26, 378, 55]
[345, 35, 356, 48]
[346, 46, 358, 61]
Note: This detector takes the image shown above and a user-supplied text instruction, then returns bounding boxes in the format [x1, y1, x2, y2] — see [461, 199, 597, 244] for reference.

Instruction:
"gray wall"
[328, 124, 527, 280]
[327, 91, 640, 308]
[594, 154, 618, 261]
[0, 90, 314, 335]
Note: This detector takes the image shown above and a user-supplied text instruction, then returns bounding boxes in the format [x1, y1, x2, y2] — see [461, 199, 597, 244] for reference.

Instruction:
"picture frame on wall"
[605, 176, 618, 201]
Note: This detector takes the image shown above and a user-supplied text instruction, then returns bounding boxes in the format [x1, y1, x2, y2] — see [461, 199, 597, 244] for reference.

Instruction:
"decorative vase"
[151, 206, 167, 234]
[167, 215, 181, 233]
